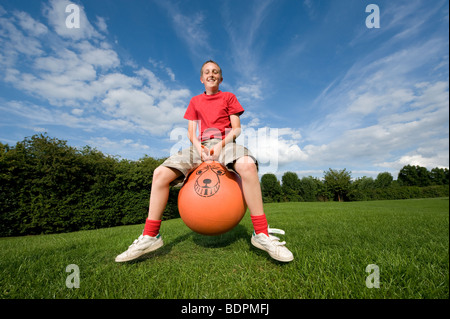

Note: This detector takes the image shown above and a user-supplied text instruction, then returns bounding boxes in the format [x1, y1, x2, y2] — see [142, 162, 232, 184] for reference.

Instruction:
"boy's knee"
[152, 166, 176, 185]
[234, 157, 257, 176]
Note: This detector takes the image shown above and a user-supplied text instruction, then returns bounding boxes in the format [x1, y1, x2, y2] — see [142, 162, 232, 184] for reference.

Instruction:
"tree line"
[260, 166, 449, 203]
[0, 134, 180, 237]
[1, 134, 448, 236]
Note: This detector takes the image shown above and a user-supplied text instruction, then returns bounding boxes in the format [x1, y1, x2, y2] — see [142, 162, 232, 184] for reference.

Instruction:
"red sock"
[251, 214, 269, 236]
[143, 219, 161, 237]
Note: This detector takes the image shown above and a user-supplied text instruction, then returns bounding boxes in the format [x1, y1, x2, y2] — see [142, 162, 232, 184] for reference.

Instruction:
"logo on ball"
[193, 163, 226, 197]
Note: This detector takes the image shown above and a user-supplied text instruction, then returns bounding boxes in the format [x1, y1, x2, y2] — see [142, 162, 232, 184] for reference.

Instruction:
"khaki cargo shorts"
[161, 139, 257, 186]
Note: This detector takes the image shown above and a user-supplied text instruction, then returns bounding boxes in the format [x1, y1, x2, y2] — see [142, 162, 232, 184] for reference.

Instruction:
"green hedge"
[0, 135, 179, 237]
[347, 185, 449, 201]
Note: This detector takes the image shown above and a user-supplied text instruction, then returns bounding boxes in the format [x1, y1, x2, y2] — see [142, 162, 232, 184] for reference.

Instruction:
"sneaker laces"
[129, 234, 144, 248]
[267, 227, 287, 246]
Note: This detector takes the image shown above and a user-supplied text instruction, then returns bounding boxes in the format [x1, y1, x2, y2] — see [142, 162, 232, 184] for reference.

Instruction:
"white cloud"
[95, 16, 108, 34]
[237, 80, 263, 102]
[258, 12, 449, 176]
[32, 127, 48, 133]
[303, 61, 449, 169]
[241, 111, 262, 128]
[300, 36, 449, 170]
[148, 58, 176, 81]
[221, 1, 274, 103]
[229, 5, 448, 175]
[235, 126, 307, 174]
[172, 12, 210, 56]
[77, 41, 120, 69]
[71, 108, 83, 116]
[43, 0, 101, 40]
[0, 12, 45, 64]
[0, 2, 191, 138]
[87, 136, 151, 158]
[376, 137, 449, 171]
[154, 1, 212, 59]
[13, 11, 48, 36]
[347, 88, 414, 115]
[300, 79, 449, 170]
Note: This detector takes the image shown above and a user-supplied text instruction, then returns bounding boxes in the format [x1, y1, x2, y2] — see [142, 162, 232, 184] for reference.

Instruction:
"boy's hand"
[210, 143, 222, 161]
[201, 145, 222, 162]
[200, 145, 211, 161]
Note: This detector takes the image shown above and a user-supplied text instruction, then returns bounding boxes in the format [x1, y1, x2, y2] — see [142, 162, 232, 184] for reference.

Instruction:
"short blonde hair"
[200, 60, 222, 78]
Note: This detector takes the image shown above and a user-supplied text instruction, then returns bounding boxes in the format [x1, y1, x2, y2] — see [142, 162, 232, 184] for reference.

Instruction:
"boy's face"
[200, 62, 223, 93]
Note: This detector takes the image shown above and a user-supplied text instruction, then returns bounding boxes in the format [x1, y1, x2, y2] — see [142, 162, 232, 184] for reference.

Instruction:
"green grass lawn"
[1, 198, 448, 299]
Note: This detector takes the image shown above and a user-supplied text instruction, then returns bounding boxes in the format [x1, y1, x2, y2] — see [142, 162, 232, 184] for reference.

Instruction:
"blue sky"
[0, 0, 448, 179]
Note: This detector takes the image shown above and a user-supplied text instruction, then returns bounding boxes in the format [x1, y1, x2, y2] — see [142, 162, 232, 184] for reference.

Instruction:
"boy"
[115, 60, 293, 263]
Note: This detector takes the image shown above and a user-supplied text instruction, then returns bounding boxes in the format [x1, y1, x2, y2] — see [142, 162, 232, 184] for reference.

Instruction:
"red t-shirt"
[184, 91, 244, 141]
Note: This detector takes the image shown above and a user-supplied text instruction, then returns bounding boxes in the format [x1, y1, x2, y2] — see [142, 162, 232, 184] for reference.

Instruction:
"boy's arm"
[188, 115, 242, 161]
[223, 114, 242, 145]
[210, 114, 241, 159]
[188, 120, 209, 161]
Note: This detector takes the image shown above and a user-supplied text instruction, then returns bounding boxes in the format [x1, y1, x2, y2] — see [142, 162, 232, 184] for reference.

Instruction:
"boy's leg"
[147, 166, 182, 220]
[142, 166, 182, 236]
[234, 156, 294, 262]
[233, 156, 268, 235]
[115, 165, 182, 262]
[233, 156, 265, 217]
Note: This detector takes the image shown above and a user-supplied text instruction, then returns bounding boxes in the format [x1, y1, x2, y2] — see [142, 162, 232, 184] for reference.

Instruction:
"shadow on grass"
[123, 225, 250, 264]
[192, 224, 249, 248]
[249, 247, 294, 265]
[125, 232, 194, 263]
[193, 225, 293, 265]
[123, 224, 292, 265]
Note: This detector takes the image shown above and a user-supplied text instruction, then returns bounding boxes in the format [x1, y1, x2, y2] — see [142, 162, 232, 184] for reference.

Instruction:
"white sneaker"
[115, 234, 164, 262]
[251, 228, 294, 262]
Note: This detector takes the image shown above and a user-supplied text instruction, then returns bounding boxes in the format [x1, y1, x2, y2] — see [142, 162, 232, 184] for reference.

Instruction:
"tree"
[353, 176, 375, 191]
[374, 172, 393, 188]
[281, 172, 302, 201]
[315, 178, 333, 202]
[348, 176, 375, 201]
[398, 165, 431, 187]
[323, 168, 352, 202]
[299, 176, 319, 202]
[260, 173, 282, 202]
[430, 167, 449, 185]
